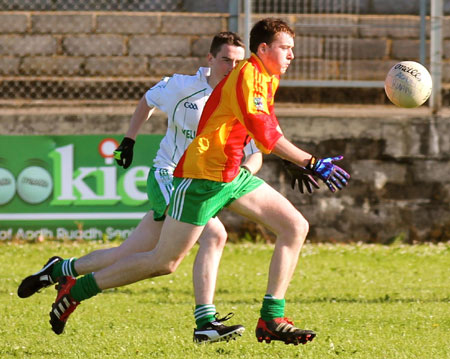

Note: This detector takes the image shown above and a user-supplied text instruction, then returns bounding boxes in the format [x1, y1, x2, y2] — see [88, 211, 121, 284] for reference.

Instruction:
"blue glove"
[307, 155, 350, 192]
[283, 160, 320, 194]
[114, 137, 135, 169]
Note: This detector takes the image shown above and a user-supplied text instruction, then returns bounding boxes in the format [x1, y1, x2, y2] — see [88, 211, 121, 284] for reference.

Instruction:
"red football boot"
[49, 276, 79, 335]
[256, 317, 316, 345]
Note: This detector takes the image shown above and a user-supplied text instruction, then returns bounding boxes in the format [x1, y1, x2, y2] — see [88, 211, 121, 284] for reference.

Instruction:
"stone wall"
[1, 11, 450, 103]
[2, 105, 449, 243]
[0, 12, 226, 78]
[270, 107, 450, 243]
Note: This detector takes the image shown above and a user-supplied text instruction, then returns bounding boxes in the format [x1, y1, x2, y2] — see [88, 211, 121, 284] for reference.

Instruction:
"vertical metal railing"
[419, 0, 427, 65]
[235, 0, 437, 94]
[430, 0, 443, 113]
[244, 0, 251, 58]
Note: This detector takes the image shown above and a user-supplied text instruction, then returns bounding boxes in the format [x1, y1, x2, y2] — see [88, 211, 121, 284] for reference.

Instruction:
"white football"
[384, 61, 432, 108]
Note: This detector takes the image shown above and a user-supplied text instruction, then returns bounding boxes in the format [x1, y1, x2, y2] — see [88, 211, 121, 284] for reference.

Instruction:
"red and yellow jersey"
[174, 53, 283, 182]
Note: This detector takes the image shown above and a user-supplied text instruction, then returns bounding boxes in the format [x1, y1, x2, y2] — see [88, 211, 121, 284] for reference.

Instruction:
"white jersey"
[145, 67, 259, 172]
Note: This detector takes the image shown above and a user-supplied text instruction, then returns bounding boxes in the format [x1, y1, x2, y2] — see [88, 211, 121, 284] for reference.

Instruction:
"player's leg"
[18, 167, 168, 299]
[17, 212, 163, 299]
[227, 182, 315, 345]
[93, 217, 204, 288]
[49, 216, 204, 334]
[192, 217, 245, 343]
[47, 176, 235, 335]
[228, 182, 307, 298]
[193, 217, 227, 305]
[73, 167, 170, 276]
[73, 211, 162, 274]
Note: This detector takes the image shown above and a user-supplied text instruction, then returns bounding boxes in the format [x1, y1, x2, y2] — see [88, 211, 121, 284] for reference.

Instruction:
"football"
[384, 61, 432, 108]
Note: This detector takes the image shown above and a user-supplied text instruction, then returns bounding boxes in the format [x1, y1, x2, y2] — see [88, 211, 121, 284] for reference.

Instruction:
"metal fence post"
[419, 0, 427, 65]
[430, 0, 443, 114]
[244, 0, 251, 58]
[228, 0, 240, 33]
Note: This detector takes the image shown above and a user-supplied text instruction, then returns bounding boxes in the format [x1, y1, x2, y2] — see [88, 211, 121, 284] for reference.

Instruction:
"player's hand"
[307, 155, 350, 192]
[114, 137, 135, 169]
[283, 160, 320, 194]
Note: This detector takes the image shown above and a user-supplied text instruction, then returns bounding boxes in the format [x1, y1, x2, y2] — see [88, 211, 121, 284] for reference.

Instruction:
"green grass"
[1, 241, 449, 358]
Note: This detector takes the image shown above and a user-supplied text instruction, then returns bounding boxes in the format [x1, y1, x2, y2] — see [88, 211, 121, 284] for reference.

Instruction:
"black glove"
[114, 137, 135, 169]
[283, 160, 320, 194]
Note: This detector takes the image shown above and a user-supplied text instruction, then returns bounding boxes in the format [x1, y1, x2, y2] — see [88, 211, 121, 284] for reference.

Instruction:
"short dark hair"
[249, 18, 295, 54]
[209, 31, 245, 57]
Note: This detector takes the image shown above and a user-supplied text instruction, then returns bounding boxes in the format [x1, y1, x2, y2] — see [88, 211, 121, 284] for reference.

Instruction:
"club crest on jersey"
[253, 97, 264, 111]
[184, 102, 198, 110]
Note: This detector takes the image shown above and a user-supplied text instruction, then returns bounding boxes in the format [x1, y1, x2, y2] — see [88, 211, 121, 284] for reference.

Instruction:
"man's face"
[259, 32, 294, 76]
[208, 44, 245, 83]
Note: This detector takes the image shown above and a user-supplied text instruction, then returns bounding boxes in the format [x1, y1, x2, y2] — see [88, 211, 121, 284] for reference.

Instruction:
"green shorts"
[146, 167, 174, 221]
[169, 167, 264, 226]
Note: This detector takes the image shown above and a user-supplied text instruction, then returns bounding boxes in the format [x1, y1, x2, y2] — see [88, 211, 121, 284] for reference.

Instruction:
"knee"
[153, 260, 180, 276]
[150, 251, 185, 276]
[281, 212, 309, 244]
[212, 226, 228, 248]
[295, 215, 309, 244]
[199, 225, 228, 250]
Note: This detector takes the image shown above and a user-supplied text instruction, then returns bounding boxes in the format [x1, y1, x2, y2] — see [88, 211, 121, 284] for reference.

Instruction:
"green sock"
[51, 258, 78, 281]
[69, 273, 101, 302]
[260, 294, 285, 321]
[194, 304, 216, 329]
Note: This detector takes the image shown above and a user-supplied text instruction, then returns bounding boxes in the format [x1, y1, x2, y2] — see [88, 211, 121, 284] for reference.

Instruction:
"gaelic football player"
[19, 32, 259, 343]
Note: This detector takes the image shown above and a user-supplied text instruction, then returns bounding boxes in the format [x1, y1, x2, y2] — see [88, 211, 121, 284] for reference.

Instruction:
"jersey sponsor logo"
[182, 129, 196, 139]
[253, 97, 264, 111]
[184, 101, 199, 110]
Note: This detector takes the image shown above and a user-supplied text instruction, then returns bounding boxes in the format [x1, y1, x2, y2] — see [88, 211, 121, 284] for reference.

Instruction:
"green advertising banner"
[0, 135, 163, 241]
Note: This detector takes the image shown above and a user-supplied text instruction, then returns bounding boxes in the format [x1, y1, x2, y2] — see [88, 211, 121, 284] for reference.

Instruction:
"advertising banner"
[0, 135, 163, 241]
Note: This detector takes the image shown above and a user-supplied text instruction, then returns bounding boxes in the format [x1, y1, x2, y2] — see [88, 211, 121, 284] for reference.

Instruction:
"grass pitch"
[1, 241, 449, 358]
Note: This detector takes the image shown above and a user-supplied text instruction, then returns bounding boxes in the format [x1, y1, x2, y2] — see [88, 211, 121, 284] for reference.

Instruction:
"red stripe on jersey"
[196, 76, 226, 136]
[221, 120, 248, 182]
[174, 152, 186, 177]
[236, 63, 249, 118]
[236, 62, 282, 152]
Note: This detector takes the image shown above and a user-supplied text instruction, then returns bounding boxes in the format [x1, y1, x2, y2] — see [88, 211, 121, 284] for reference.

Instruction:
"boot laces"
[214, 312, 234, 323]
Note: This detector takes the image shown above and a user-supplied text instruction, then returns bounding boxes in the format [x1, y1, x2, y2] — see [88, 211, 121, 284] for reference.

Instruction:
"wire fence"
[0, 2, 216, 101]
[0, 0, 438, 102]
[244, 0, 427, 87]
[0, 0, 184, 11]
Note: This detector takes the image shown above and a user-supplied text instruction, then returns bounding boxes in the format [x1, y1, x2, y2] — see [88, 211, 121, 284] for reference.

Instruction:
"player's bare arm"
[125, 96, 155, 140]
[114, 96, 155, 169]
[272, 135, 312, 167]
[241, 152, 263, 174]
